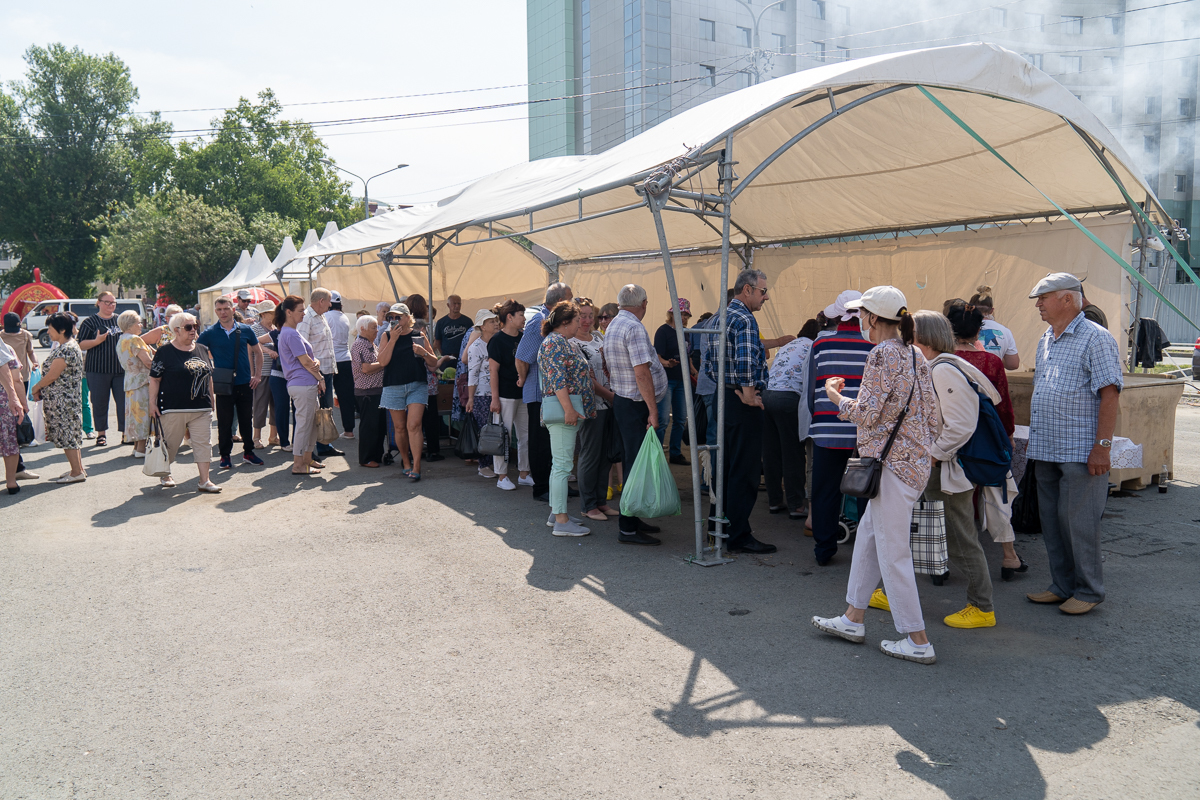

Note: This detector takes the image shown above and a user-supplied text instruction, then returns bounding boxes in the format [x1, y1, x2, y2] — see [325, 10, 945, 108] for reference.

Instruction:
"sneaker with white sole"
[132, 450, 146, 459]
[547, 513, 584, 527]
[551, 521, 590, 536]
[879, 637, 937, 665]
[517, 475, 535, 487]
[478, 466, 496, 479]
[160, 476, 176, 488]
[497, 476, 516, 491]
[811, 614, 866, 643]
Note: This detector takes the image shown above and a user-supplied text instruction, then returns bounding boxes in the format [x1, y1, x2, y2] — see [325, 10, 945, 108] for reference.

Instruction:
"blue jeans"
[698, 391, 718, 448]
[654, 378, 687, 457]
[269, 376, 291, 447]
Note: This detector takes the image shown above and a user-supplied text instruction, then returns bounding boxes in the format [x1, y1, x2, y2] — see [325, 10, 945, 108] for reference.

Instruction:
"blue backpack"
[940, 362, 1013, 501]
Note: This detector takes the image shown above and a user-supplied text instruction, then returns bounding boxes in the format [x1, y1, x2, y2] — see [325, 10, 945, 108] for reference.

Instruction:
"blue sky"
[0, 0, 531, 209]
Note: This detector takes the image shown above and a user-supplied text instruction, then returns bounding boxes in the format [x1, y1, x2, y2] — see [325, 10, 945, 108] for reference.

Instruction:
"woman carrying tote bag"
[811, 286, 939, 666]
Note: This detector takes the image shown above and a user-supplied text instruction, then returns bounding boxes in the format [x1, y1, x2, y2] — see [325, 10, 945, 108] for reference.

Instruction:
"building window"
[812, 41, 826, 61]
[1175, 173, 1189, 194]
[1180, 98, 1194, 116]
[1095, 96, 1114, 114]
[1144, 135, 1157, 154]
[774, 33, 787, 52]
[1060, 55, 1082, 74]
[991, 8, 1006, 27]
[836, 45, 851, 61]
[1023, 53, 1043, 69]
[738, 26, 752, 48]
[1147, 96, 1160, 115]
[835, 5, 850, 25]
[1025, 13, 1044, 32]
[700, 18, 716, 42]
[702, 64, 716, 87]
[1178, 137, 1192, 155]
[1107, 16, 1121, 35]
[1104, 56, 1118, 73]
[1061, 15, 1083, 35]
[812, 1, 826, 21]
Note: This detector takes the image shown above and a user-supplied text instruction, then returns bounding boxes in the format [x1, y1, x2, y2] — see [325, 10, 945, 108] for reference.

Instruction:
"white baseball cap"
[823, 290, 863, 321]
[845, 285, 909, 320]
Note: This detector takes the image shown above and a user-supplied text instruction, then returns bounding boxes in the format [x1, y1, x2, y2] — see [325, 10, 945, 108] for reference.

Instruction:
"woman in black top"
[486, 299, 528, 490]
[149, 312, 220, 493]
[376, 303, 438, 481]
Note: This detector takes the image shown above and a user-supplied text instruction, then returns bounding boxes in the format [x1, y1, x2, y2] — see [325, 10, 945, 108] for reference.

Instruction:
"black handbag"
[454, 414, 480, 459]
[211, 328, 239, 396]
[476, 412, 510, 458]
[16, 413, 35, 446]
[1011, 460, 1042, 534]
[840, 348, 917, 500]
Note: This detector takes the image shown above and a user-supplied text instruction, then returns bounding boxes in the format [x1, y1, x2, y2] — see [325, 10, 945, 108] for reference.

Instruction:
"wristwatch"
[1096, 439, 1112, 448]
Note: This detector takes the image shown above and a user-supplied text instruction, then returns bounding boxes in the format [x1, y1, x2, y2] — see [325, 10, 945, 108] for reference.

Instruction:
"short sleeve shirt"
[78, 314, 124, 374]
[350, 336, 383, 395]
[196, 322, 256, 385]
[1028, 313, 1124, 463]
[979, 319, 1018, 361]
[602, 310, 667, 401]
[278, 326, 318, 386]
[487, 330, 522, 399]
[435, 315, 472, 360]
[150, 345, 213, 412]
[515, 306, 548, 403]
[767, 337, 812, 395]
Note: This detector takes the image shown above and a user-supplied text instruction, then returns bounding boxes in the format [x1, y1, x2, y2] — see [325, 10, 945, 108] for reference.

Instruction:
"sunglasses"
[180, 324, 197, 332]
[598, 314, 614, 320]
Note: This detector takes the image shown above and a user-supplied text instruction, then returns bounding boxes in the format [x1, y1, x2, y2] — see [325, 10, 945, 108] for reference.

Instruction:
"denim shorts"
[381, 381, 427, 410]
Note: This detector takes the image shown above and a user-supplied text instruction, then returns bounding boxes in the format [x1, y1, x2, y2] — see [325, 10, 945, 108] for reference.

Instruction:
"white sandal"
[159, 476, 176, 488]
[197, 480, 222, 493]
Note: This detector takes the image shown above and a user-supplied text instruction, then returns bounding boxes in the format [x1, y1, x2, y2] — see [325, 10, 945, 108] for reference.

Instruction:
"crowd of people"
[0, 271, 1126, 667]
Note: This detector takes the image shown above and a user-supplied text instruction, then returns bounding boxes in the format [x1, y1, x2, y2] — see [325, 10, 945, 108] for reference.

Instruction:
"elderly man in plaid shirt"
[1025, 273, 1122, 616]
[702, 269, 778, 555]
[602, 284, 669, 546]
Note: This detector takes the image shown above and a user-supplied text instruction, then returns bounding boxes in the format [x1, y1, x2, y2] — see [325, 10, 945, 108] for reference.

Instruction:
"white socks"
[841, 615, 864, 629]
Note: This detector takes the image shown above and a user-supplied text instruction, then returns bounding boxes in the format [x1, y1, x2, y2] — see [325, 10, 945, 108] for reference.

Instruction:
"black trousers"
[526, 401, 551, 495]
[216, 383, 255, 459]
[357, 393, 386, 465]
[423, 393, 442, 455]
[719, 388, 764, 548]
[333, 360, 356, 433]
[762, 389, 807, 510]
[612, 395, 651, 533]
[810, 445, 866, 563]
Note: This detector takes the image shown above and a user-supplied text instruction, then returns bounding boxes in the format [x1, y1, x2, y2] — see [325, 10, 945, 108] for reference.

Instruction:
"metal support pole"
[426, 235, 435, 329]
[712, 137, 736, 563]
[648, 197, 708, 564]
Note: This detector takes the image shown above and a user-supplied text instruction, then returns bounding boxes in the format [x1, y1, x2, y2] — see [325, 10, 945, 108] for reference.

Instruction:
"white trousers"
[846, 465, 927, 634]
[493, 397, 530, 476]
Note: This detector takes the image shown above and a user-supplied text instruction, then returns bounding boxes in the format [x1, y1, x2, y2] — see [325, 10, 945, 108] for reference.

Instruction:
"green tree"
[99, 189, 295, 306]
[172, 90, 360, 233]
[0, 44, 163, 295]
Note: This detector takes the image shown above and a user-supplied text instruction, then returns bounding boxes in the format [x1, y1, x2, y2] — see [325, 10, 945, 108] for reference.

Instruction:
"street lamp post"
[735, 0, 789, 84]
[321, 160, 409, 221]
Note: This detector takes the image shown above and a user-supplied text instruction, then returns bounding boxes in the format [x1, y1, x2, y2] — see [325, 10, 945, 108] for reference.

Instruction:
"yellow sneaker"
[606, 486, 614, 501]
[615, 483, 623, 493]
[943, 605, 996, 629]
[868, 588, 890, 611]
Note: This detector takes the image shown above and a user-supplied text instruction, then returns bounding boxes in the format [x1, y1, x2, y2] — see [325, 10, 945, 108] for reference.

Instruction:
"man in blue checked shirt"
[1025, 273, 1122, 617]
[702, 269, 778, 555]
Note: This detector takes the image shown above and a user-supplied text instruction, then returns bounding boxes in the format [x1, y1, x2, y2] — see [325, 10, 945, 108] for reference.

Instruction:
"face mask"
[858, 314, 872, 340]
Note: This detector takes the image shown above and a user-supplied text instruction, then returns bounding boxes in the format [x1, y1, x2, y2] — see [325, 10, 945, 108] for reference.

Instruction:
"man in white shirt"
[324, 290, 355, 440]
[297, 287, 343, 458]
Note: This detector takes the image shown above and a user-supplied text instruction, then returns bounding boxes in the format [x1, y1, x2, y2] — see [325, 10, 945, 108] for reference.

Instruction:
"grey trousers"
[1035, 461, 1108, 604]
[86, 371, 125, 434]
[575, 408, 610, 512]
[924, 465, 994, 613]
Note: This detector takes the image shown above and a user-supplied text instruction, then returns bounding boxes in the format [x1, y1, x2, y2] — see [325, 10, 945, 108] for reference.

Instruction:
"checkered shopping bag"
[910, 500, 949, 576]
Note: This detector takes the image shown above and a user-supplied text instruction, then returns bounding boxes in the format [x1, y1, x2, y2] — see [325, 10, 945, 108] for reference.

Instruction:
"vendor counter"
[1006, 372, 1186, 490]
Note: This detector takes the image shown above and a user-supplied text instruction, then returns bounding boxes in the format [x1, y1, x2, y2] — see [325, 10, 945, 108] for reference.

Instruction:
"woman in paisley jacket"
[811, 286, 940, 666]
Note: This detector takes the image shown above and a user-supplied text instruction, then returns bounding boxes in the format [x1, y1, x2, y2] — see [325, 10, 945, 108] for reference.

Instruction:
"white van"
[22, 298, 147, 347]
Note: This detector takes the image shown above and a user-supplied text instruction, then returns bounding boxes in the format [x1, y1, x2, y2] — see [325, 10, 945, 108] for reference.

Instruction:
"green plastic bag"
[620, 428, 682, 518]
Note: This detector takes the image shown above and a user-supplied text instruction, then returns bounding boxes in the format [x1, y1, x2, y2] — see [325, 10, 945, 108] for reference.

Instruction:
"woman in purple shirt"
[276, 295, 326, 476]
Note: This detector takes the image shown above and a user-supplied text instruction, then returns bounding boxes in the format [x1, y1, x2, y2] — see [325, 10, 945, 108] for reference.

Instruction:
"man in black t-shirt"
[77, 291, 126, 446]
[433, 295, 471, 359]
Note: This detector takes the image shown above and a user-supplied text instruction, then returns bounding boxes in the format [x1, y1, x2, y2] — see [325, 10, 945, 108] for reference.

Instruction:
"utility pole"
[735, 0, 789, 84]
[321, 161, 409, 220]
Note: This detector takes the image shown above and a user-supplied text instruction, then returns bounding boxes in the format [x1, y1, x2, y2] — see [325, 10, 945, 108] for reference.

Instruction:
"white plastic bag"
[27, 400, 45, 445]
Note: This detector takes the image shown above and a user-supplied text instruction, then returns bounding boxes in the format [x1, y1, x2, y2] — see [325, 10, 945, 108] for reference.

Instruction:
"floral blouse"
[837, 337, 939, 491]
[117, 333, 154, 391]
[537, 332, 596, 419]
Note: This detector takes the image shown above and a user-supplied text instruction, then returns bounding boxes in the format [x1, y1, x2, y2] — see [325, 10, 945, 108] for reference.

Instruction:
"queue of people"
[2, 271, 1128, 670]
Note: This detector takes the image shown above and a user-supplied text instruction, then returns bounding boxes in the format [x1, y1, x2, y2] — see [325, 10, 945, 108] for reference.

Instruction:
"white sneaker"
[497, 476, 516, 491]
[880, 638, 937, 665]
[341, 431, 355, 440]
[478, 466, 496, 479]
[811, 615, 866, 644]
[133, 450, 146, 459]
[551, 521, 591, 537]
[547, 513, 584, 527]
[517, 475, 535, 487]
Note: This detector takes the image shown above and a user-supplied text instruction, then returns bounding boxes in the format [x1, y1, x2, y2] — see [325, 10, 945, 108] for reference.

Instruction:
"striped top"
[807, 322, 873, 450]
[77, 314, 124, 374]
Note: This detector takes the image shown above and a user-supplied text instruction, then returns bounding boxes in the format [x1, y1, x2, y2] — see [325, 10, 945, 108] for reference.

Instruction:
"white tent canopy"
[200, 249, 251, 295]
[295, 43, 1163, 268]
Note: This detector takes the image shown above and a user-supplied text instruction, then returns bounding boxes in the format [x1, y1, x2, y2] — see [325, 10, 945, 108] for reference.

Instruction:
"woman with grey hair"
[149, 312, 220, 492]
[116, 309, 164, 457]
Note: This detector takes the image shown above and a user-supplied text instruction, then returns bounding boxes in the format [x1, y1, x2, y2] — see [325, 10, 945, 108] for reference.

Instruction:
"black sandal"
[1001, 555, 1029, 581]
[95, 433, 107, 446]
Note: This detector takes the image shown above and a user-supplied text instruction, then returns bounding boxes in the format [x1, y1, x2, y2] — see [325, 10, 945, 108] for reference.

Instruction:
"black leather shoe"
[728, 538, 777, 555]
[816, 555, 835, 566]
[425, 453, 445, 462]
[636, 520, 661, 534]
[668, 454, 689, 466]
[532, 492, 550, 502]
[318, 446, 345, 457]
[768, 506, 785, 514]
[618, 531, 661, 546]
[567, 487, 580, 498]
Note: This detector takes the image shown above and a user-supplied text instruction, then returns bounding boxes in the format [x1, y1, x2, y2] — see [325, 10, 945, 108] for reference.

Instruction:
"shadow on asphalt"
[15, 437, 1200, 799]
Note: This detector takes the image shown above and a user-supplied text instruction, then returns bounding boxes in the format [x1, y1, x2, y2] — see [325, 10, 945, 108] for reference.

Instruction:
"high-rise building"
[528, 0, 1199, 337]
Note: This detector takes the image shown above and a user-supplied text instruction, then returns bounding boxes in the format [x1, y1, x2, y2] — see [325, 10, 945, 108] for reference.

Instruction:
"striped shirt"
[807, 322, 873, 450]
[78, 314, 124, 374]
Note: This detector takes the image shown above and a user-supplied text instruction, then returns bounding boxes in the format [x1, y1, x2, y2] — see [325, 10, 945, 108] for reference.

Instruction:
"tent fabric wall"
[561, 214, 1130, 362]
